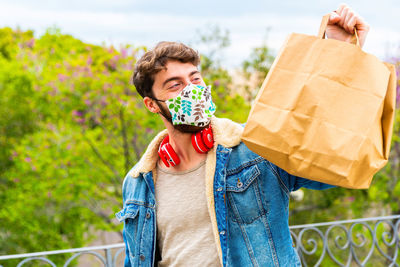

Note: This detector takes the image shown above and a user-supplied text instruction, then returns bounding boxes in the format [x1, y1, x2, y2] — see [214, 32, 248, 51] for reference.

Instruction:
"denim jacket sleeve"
[121, 175, 133, 267]
[122, 227, 132, 267]
[274, 164, 335, 192]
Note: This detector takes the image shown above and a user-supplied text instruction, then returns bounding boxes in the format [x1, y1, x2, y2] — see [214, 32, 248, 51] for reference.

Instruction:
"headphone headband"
[158, 126, 214, 168]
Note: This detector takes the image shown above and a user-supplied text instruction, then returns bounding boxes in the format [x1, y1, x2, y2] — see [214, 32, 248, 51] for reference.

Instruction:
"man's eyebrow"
[162, 76, 180, 88]
[162, 70, 200, 88]
[189, 70, 200, 76]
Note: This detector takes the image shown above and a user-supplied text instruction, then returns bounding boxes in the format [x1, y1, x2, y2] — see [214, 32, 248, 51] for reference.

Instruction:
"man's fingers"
[339, 7, 349, 28]
[336, 3, 347, 15]
[355, 16, 370, 45]
[346, 15, 357, 34]
[344, 11, 356, 33]
[329, 3, 370, 48]
[334, 4, 362, 34]
[328, 12, 341, 24]
[355, 16, 369, 32]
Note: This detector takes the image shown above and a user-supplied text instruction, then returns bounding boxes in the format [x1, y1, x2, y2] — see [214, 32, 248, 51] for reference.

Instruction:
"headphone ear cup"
[201, 127, 214, 149]
[192, 131, 208, 154]
[158, 135, 180, 167]
[163, 143, 180, 166]
[158, 146, 170, 167]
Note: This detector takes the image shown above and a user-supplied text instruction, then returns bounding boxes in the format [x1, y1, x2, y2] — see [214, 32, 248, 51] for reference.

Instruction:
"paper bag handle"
[318, 13, 360, 47]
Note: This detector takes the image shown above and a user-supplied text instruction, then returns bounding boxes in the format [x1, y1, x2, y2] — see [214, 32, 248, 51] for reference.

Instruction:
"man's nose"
[178, 81, 192, 92]
[183, 80, 192, 87]
[175, 82, 191, 95]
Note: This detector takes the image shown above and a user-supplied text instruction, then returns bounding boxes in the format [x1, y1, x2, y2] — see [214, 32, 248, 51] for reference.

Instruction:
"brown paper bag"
[241, 14, 397, 189]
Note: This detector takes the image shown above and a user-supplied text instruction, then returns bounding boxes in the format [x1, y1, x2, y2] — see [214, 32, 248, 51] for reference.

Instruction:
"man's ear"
[143, 96, 160, 114]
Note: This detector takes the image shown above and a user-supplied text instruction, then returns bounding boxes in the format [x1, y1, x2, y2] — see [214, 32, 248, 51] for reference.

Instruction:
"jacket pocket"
[226, 164, 266, 224]
[116, 203, 140, 264]
[116, 203, 139, 222]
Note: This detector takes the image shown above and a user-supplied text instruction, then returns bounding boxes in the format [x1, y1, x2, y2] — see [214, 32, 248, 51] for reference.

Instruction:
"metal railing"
[1, 215, 399, 266]
[290, 215, 400, 266]
[0, 243, 125, 267]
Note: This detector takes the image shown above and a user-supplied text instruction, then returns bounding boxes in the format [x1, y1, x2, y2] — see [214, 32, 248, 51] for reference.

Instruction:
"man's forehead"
[161, 61, 198, 74]
[155, 62, 200, 85]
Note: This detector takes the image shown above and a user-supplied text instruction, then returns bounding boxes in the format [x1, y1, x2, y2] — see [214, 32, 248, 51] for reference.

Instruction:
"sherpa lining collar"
[128, 117, 244, 178]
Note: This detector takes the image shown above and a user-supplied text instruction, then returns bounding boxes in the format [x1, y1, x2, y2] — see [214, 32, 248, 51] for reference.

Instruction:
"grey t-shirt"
[155, 160, 221, 267]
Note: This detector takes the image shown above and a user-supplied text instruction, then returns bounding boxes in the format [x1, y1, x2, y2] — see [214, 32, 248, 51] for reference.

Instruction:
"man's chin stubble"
[172, 124, 209, 133]
[156, 102, 209, 133]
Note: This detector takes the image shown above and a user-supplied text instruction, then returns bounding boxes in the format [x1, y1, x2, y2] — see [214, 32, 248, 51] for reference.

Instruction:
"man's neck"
[161, 124, 207, 173]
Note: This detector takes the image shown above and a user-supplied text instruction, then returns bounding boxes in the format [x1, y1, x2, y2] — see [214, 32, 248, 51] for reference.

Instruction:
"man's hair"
[132, 41, 200, 98]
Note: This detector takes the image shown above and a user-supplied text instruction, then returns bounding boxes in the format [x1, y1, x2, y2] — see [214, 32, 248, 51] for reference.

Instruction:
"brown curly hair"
[132, 41, 200, 98]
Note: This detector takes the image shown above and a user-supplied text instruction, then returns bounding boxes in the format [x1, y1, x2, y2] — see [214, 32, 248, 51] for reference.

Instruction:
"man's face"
[144, 60, 208, 133]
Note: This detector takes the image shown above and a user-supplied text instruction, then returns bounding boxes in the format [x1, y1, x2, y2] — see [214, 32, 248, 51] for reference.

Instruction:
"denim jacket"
[116, 117, 334, 267]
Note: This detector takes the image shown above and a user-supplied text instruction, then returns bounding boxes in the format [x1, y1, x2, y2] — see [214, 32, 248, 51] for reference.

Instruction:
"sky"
[0, 0, 399, 68]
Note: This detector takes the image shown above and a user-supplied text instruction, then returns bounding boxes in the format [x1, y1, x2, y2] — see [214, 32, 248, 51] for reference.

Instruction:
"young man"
[116, 4, 370, 266]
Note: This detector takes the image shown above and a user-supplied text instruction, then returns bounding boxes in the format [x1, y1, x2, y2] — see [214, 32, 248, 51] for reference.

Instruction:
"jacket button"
[237, 180, 243, 188]
[146, 212, 151, 219]
[140, 255, 145, 261]
[220, 230, 226, 235]
[217, 187, 223, 191]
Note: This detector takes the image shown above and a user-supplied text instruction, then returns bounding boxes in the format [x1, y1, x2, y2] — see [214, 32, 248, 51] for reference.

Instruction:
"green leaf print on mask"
[191, 89, 197, 100]
[196, 87, 203, 100]
[167, 96, 182, 113]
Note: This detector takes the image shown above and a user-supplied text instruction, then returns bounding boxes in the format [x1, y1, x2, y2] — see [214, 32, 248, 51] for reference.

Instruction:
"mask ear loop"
[151, 97, 166, 102]
[152, 97, 174, 123]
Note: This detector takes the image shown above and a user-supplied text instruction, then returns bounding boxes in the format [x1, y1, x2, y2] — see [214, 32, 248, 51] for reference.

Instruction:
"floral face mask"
[164, 83, 216, 126]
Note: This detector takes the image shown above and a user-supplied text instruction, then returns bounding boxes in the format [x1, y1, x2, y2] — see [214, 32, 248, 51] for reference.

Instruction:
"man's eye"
[169, 83, 180, 89]
[192, 78, 201, 83]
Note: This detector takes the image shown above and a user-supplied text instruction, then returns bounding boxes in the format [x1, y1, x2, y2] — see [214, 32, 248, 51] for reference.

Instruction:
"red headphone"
[158, 126, 214, 167]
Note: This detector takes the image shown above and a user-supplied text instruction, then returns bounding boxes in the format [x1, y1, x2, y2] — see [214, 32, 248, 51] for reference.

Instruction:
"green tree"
[0, 27, 163, 265]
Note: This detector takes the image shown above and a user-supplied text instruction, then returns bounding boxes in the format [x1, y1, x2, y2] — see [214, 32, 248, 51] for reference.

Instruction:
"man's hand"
[325, 3, 370, 48]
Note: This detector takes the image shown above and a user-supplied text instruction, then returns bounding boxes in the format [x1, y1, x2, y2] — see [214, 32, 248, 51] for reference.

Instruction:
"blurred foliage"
[241, 28, 275, 102]
[0, 27, 159, 264]
[197, 26, 251, 123]
[0, 24, 399, 267]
